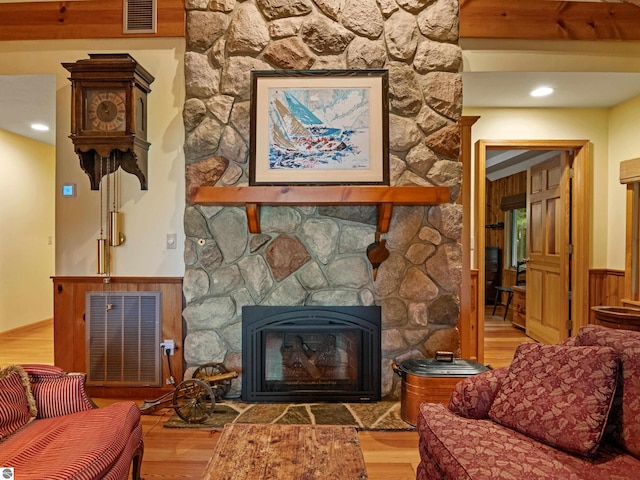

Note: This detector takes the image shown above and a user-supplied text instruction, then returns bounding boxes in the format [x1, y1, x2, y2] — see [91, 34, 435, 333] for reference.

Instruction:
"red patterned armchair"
[416, 325, 640, 479]
[0, 364, 143, 480]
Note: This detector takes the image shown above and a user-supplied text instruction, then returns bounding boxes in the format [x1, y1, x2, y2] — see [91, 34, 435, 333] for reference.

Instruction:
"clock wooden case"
[63, 54, 155, 190]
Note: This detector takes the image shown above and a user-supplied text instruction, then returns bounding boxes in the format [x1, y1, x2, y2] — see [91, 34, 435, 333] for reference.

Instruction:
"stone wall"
[182, 0, 462, 398]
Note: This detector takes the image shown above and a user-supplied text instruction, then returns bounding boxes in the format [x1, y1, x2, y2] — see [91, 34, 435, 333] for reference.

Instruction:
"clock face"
[84, 90, 127, 132]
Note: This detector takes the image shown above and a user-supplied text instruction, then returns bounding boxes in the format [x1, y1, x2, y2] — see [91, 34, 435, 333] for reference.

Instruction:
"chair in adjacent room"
[492, 260, 526, 321]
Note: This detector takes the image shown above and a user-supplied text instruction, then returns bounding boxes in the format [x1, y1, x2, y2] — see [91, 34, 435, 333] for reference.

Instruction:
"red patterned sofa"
[416, 324, 640, 479]
[0, 364, 143, 480]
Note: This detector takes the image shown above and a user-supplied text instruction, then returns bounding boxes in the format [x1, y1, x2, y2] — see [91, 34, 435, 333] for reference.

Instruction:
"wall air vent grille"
[123, 0, 157, 34]
[86, 291, 161, 386]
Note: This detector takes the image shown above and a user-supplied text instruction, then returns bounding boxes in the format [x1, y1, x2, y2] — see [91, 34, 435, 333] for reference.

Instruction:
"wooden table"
[203, 423, 368, 479]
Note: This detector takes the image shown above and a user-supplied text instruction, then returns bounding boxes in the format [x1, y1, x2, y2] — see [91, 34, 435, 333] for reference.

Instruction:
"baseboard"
[0, 318, 53, 338]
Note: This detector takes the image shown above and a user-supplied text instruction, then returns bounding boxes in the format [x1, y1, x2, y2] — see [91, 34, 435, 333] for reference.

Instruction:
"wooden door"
[526, 154, 570, 344]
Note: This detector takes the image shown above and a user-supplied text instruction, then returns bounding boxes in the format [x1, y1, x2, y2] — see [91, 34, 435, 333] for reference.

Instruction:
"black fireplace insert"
[242, 306, 381, 402]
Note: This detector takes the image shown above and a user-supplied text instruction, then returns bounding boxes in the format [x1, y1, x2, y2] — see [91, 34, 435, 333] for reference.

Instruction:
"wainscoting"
[52, 276, 183, 399]
[588, 269, 626, 323]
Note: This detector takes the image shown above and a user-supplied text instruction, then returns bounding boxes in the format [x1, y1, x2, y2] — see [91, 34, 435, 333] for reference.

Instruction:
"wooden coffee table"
[203, 423, 368, 479]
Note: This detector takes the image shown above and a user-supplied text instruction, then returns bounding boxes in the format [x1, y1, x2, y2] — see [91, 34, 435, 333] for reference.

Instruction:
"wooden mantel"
[190, 185, 450, 234]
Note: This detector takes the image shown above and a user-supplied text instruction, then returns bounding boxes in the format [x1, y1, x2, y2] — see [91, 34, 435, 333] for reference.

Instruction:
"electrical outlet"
[161, 339, 175, 355]
[167, 233, 177, 249]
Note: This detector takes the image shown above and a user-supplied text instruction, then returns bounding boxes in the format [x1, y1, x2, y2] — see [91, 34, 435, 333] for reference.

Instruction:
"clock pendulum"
[97, 156, 109, 275]
[109, 160, 125, 247]
[96, 152, 126, 276]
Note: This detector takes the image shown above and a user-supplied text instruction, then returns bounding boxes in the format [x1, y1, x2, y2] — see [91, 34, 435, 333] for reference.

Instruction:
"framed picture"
[249, 70, 389, 186]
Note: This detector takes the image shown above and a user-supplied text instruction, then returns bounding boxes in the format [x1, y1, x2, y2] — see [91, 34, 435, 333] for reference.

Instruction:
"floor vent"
[123, 0, 157, 34]
[86, 291, 161, 386]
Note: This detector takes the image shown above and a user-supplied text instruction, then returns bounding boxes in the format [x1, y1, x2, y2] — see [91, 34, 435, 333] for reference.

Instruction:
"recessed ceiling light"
[31, 123, 50, 131]
[530, 86, 554, 97]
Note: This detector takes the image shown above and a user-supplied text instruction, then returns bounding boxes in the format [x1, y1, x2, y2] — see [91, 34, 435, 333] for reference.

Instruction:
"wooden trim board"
[0, 318, 53, 339]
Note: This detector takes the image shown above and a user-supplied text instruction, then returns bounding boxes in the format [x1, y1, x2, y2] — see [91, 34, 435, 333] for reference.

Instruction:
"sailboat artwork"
[267, 87, 371, 171]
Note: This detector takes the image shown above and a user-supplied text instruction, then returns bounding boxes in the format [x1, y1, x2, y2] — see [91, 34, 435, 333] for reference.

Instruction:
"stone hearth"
[164, 400, 411, 430]
[182, 0, 463, 399]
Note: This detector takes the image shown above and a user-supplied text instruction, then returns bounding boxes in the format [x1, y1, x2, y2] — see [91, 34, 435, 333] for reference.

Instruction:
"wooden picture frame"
[249, 70, 389, 186]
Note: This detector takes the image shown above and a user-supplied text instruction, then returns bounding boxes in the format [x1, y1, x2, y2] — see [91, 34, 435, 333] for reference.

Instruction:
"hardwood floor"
[483, 308, 536, 369]
[0, 319, 54, 367]
[0, 316, 532, 479]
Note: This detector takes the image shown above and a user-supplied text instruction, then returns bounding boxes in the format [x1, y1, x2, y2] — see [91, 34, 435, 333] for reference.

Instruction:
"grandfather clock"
[63, 54, 154, 190]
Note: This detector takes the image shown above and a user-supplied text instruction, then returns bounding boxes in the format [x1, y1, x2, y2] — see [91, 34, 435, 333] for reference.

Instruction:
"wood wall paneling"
[485, 171, 527, 295]
[460, 0, 640, 41]
[485, 172, 527, 252]
[0, 0, 184, 41]
[588, 269, 625, 325]
[52, 276, 183, 399]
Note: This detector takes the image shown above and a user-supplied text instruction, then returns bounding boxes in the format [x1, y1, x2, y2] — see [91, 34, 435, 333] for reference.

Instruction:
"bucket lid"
[396, 357, 488, 377]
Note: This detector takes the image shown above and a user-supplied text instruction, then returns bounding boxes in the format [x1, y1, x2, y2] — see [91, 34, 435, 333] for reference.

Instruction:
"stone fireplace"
[242, 305, 381, 402]
[182, 0, 463, 400]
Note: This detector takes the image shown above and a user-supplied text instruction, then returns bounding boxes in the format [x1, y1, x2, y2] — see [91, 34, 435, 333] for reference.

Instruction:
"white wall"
[608, 95, 640, 270]
[0, 130, 55, 332]
[0, 38, 186, 277]
[462, 107, 611, 268]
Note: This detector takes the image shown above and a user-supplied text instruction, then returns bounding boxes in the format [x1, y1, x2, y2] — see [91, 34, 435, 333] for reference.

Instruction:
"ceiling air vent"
[123, 0, 157, 34]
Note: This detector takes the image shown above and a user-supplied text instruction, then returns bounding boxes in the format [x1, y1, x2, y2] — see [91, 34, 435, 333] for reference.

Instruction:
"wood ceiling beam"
[460, 0, 640, 41]
[0, 0, 184, 41]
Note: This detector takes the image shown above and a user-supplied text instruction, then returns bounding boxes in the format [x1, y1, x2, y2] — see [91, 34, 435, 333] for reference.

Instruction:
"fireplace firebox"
[242, 306, 381, 402]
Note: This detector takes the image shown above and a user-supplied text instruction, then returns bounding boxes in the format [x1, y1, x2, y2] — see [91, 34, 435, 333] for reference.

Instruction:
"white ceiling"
[461, 37, 640, 107]
[0, 75, 56, 145]
[462, 71, 640, 108]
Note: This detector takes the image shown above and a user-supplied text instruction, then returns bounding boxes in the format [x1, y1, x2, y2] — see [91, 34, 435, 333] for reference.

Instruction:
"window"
[509, 207, 527, 268]
[500, 193, 527, 269]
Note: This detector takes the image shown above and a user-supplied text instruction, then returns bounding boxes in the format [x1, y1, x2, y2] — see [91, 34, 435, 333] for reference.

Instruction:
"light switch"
[167, 233, 177, 249]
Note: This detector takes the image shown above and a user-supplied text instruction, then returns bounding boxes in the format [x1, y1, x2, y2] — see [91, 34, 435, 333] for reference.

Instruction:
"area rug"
[163, 400, 414, 431]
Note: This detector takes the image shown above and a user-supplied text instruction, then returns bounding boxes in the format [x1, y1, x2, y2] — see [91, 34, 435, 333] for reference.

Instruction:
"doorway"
[0, 74, 56, 348]
[473, 140, 591, 363]
[485, 151, 568, 337]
